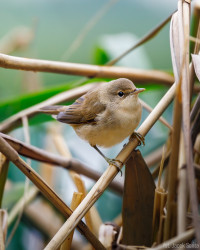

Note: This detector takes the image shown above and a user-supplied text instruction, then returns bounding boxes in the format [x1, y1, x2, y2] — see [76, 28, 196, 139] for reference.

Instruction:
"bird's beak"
[131, 88, 145, 94]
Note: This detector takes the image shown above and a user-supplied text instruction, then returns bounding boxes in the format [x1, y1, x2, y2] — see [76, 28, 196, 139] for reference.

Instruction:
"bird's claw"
[92, 145, 123, 175]
[107, 158, 123, 176]
[130, 132, 145, 146]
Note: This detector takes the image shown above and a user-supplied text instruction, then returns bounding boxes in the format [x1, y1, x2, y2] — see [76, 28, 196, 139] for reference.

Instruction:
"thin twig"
[62, 0, 120, 60]
[107, 11, 175, 66]
[140, 99, 173, 131]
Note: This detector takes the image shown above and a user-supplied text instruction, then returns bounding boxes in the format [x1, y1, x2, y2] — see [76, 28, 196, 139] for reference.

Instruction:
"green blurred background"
[0, 0, 176, 100]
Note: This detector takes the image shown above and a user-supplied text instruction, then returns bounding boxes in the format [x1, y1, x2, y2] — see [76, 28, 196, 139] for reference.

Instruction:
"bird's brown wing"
[56, 91, 106, 125]
[40, 105, 67, 115]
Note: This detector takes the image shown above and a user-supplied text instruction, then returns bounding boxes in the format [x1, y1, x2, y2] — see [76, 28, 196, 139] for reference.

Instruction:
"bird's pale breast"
[73, 99, 142, 147]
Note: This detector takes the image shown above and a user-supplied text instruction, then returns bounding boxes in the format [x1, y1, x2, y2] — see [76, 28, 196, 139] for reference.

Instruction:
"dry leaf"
[192, 54, 200, 81]
[122, 150, 155, 247]
[170, 11, 180, 83]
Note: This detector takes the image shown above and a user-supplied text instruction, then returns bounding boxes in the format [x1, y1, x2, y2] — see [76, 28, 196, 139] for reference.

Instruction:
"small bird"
[40, 78, 145, 169]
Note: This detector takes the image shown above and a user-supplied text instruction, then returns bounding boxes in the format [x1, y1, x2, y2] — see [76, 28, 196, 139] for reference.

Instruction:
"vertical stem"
[163, 84, 182, 240]
[0, 154, 9, 208]
[60, 192, 83, 250]
[182, 1, 200, 245]
[177, 132, 188, 234]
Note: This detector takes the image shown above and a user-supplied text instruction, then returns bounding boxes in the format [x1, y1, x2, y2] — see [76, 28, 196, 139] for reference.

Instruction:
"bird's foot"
[130, 132, 145, 146]
[92, 145, 123, 175]
[106, 158, 123, 176]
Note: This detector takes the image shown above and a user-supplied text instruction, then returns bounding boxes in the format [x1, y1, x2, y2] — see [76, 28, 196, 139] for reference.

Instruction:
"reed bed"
[0, 1, 200, 249]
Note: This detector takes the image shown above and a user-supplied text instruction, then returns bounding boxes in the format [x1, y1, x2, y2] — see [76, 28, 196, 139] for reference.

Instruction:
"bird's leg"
[129, 132, 145, 146]
[92, 145, 123, 174]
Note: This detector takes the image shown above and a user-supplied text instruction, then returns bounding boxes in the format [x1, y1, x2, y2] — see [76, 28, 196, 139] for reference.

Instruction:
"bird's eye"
[118, 91, 124, 97]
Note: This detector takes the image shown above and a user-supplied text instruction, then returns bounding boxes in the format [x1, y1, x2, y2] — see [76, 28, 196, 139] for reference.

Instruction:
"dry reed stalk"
[149, 228, 195, 250]
[50, 125, 102, 235]
[190, 1, 200, 53]
[39, 162, 54, 185]
[163, 5, 184, 240]
[24, 199, 64, 239]
[195, 163, 200, 179]
[189, 35, 200, 44]
[0, 135, 106, 250]
[8, 186, 38, 226]
[0, 153, 9, 208]
[177, 132, 188, 235]
[60, 192, 83, 250]
[191, 106, 200, 147]
[194, 134, 200, 165]
[0, 210, 7, 250]
[151, 146, 171, 181]
[0, 83, 97, 133]
[6, 116, 32, 246]
[140, 100, 172, 131]
[154, 192, 167, 245]
[72, 174, 95, 233]
[152, 147, 167, 244]
[191, 93, 200, 122]
[190, 94, 200, 146]
[0, 27, 34, 54]
[107, 12, 174, 66]
[39, 127, 59, 185]
[0, 53, 174, 85]
[190, 3, 200, 99]
[144, 146, 163, 168]
[44, 82, 176, 250]
[181, 0, 200, 244]
[0, 132, 123, 194]
[163, 91, 182, 240]
[113, 214, 122, 227]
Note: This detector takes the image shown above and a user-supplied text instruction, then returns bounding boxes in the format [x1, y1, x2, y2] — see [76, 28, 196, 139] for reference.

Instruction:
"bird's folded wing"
[57, 94, 106, 125]
[40, 105, 67, 115]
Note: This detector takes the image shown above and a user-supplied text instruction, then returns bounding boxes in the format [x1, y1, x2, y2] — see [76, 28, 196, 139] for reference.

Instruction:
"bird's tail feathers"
[40, 105, 65, 115]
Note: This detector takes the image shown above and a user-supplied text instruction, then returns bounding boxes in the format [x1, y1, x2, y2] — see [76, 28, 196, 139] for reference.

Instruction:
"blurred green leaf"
[0, 82, 75, 123]
[93, 46, 111, 65]
[2, 182, 25, 210]
[0, 79, 103, 125]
